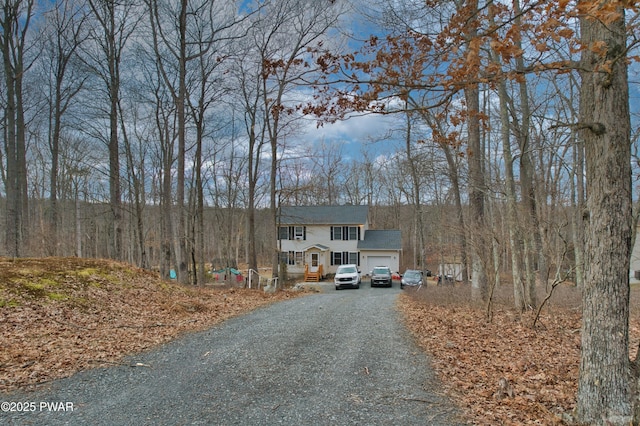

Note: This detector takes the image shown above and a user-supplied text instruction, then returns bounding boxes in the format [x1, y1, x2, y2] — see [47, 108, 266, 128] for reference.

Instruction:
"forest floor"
[0, 257, 296, 393]
[2, 257, 639, 425]
[399, 278, 640, 425]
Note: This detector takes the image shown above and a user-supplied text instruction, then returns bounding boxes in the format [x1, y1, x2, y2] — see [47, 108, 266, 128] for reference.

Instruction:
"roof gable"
[279, 205, 369, 225]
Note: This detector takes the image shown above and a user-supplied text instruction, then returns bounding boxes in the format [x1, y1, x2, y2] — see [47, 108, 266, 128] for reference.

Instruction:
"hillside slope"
[0, 257, 294, 392]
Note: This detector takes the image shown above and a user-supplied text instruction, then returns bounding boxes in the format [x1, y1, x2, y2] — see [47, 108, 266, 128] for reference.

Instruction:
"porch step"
[304, 264, 323, 283]
[305, 273, 321, 282]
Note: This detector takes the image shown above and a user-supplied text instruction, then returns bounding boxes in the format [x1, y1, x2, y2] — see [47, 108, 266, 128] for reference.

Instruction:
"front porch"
[304, 264, 324, 282]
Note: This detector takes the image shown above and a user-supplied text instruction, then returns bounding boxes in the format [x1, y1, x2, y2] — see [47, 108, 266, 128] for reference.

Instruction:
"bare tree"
[0, 0, 36, 257]
[575, 3, 634, 423]
[258, 0, 345, 278]
[145, 0, 245, 283]
[39, 0, 88, 256]
[184, 3, 247, 285]
[145, 0, 190, 281]
[82, 0, 141, 260]
[486, 29, 527, 311]
[234, 0, 345, 277]
[308, 140, 344, 205]
[233, 45, 267, 275]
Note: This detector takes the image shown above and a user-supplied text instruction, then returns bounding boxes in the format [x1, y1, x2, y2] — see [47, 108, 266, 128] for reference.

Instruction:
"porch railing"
[304, 264, 323, 282]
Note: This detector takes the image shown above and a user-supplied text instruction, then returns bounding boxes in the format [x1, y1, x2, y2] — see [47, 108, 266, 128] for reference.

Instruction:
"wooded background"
[2, 0, 640, 422]
[2, 0, 631, 290]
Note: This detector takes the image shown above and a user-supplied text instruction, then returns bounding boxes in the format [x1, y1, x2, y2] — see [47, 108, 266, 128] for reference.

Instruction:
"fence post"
[248, 269, 259, 289]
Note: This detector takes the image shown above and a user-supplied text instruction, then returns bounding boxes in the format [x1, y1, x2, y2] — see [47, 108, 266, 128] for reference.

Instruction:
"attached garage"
[365, 256, 392, 274]
[358, 230, 402, 275]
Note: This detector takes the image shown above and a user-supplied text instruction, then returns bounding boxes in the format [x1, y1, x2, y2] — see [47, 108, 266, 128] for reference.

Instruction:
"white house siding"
[279, 224, 364, 275]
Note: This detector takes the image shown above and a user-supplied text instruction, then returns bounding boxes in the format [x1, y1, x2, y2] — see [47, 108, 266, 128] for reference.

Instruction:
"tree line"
[0, 0, 349, 281]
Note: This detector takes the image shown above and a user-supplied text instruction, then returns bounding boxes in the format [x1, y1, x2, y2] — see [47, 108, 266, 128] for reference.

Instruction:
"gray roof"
[358, 230, 402, 251]
[279, 205, 369, 225]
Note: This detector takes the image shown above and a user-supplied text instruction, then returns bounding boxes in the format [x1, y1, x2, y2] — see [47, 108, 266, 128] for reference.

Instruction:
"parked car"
[401, 269, 423, 289]
[370, 266, 393, 287]
[334, 264, 361, 290]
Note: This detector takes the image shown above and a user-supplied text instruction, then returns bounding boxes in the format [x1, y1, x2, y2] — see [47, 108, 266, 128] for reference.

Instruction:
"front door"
[311, 253, 319, 271]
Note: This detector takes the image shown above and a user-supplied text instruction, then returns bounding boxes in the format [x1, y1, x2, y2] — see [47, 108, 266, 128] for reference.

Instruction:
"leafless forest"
[2, 0, 640, 422]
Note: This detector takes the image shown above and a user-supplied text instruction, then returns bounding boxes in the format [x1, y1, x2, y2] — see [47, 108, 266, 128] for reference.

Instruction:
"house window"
[280, 251, 303, 265]
[279, 226, 306, 240]
[349, 226, 358, 240]
[331, 251, 359, 266]
[278, 227, 289, 240]
[332, 226, 342, 240]
[331, 226, 359, 240]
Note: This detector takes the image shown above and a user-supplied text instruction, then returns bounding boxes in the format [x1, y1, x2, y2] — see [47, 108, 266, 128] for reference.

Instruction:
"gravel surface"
[2, 283, 464, 425]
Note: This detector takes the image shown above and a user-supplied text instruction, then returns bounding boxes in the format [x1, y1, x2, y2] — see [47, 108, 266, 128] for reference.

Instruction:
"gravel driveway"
[2, 283, 464, 425]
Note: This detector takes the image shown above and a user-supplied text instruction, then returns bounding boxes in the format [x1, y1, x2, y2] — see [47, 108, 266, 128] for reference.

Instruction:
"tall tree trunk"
[161, 147, 174, 280]
[194, 122, 205, 285]
[463, 0, 488, 301]
[49, 88, 61, 256]
[106, 3, 122, 261]
[512, 0, 538, 310]
[120, 103, 147, 269]
[15, 56, 28, 254]
[246, 116, 261, 275]
[87, 0, 129, 261]
[175, 0, 188, 283]
[418, 108, 468, 282]
[488, 30, 526, 311]
[496, 77, 526, 312]
[157, 104, 175, 280]
[269, 127, 279, 280]
[403, 110, 426, 270]
[2, 27, 19, 256]
[575, 4, 633, 424]
[1, 0, 32, 257]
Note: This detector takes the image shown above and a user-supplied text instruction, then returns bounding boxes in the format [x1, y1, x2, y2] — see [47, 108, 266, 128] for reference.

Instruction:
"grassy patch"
[75, 268, 100, 279]
[46, 292, 68, 301]
[0, 298, 20, 308]
[20, 281, 48, 298]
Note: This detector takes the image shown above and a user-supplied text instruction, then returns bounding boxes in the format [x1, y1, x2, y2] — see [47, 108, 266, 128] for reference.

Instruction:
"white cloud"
[297, 111, 402, 155]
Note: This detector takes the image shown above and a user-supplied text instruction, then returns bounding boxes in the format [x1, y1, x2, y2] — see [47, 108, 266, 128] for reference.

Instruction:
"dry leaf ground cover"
[399, 280, 640, 425]
[4, 257, 640, 425]
[0, 257, 296, 393]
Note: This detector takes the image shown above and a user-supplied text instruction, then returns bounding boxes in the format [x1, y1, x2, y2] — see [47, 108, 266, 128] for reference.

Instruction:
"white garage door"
[366, 256, 392, 274]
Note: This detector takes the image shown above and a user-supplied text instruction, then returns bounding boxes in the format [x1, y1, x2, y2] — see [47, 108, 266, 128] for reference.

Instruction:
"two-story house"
[278, 205, 402, 281]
